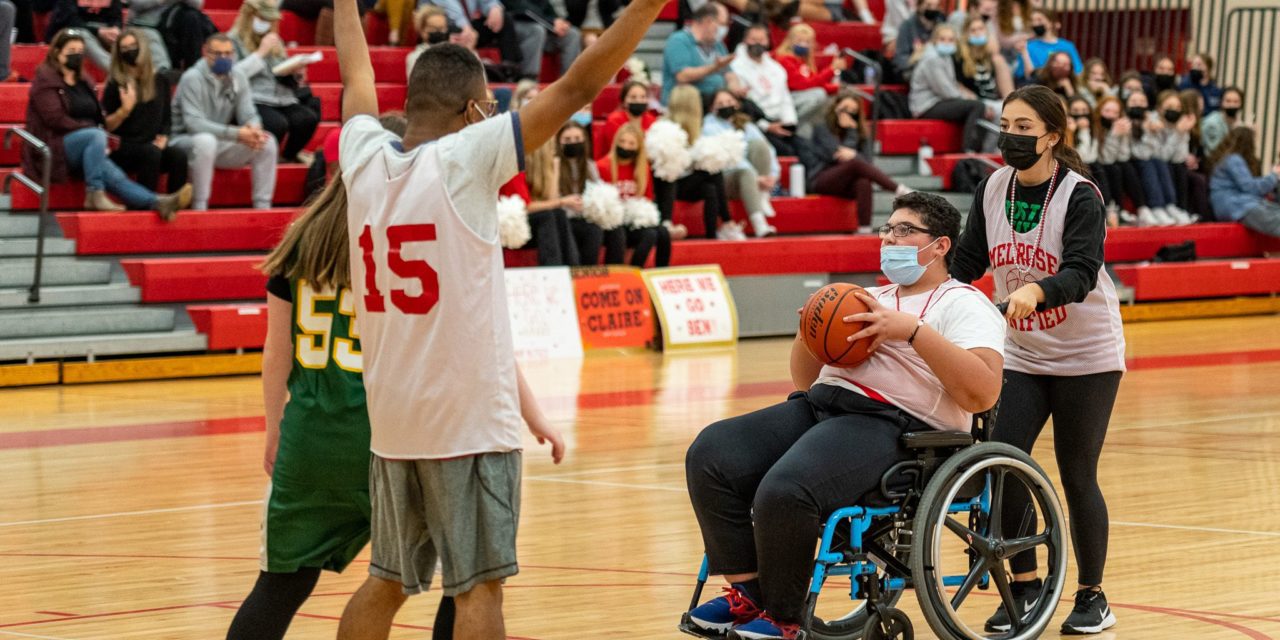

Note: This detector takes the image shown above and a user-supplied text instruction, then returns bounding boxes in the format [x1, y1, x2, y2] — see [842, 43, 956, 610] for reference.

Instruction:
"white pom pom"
[582, 181, 626, 230]
[496, 195, 531, 249]
[623, 57, 650, 85]
[623, 198, 660, 229]
[692, 130, 746, 174]
[645, 120, 693, 182]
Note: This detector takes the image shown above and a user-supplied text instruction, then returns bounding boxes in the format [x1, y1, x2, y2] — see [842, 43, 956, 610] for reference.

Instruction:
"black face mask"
[426, 31, 449, 44]
[63, 52, 83, 71]
[747, 43, 767, 58]
[119, 48, 140, 66]
[561, 142, 585, 158]
[922, 8, 943, 21]
[715, 106, 736, 120]
[1188, 68, 1204, 84]
[1099, 116, 1115, 130]
[997, 131, 1046, 171]
[626, 101, 647, 117]
[1153, 73, 1175, 91]
[616, 147, 638, 160]
[1163, 109, 1182, 124]
[1031, 25, 1047, 37]
[1126, 106, 1147, 121]
[1223, 106, 1241, 118]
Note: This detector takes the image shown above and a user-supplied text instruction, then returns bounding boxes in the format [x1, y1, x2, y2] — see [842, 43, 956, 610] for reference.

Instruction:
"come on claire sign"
[642, 265, 738, 349]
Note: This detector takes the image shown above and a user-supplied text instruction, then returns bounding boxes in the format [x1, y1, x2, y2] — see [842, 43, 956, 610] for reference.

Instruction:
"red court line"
[0, 416, 263, 449]
[32, 611, 75, 617]
[1127, 348, 1280, 371]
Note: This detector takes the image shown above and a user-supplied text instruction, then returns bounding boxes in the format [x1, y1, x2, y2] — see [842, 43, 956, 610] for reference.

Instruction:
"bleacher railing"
[3, 128, 51, 304]
[1213, 6, 1280, 166]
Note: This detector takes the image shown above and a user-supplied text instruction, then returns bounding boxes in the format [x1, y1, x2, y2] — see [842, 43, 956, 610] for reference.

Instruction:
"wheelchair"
[678, 404, 1068, 640]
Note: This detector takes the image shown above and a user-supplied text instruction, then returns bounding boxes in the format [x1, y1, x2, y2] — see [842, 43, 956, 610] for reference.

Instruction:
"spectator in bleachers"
[280, 0, 368, 46]
[1150, 55, 1177, 94]
[46, 0, 123, 73]
[371, 0, 413, 45]
[1031, 51, 1077, 99]
[893, 0, 943, 80]
[810, 90, 910, 233]
[1155, 89, 1206, 222]
[1076, 57, 1114, 109]
[774, 23, 845, 131]
[993, 0, 1030, 64]
[170, 33, 279, 210]
[879, 0, 911, 75]
[662, 3, 740, 104]
[0, 0, 19, 81]
[227, 0, 322, 164]
[601, 81, 658, 159]
[1180, 51, 1223, 114]
[657, 85, 742, 239]
[1208, 127, 1280, 237]
[596, 123, 672, 266]
[128, 0, 214, 72]
[502, 171, 581, 266]
[731, 24, 824, 174]
[704, 89, 779, 237]
[948, 0, 995, 36]
[9, 0, 33, 44]
[528, 120, 613, 262]
[1116, 70, 1145, 104]
[429, 0, 522, 73]
[1126, 89, 1190, 225]
[406, 5, 449, 78]
[956, 13, 1012, 115]
[1094, 94, 1147, 225]
[507, 0, 582, 81]
[1179, 87, 1208, 173]
[1065, 95, 1114, 225]
[1011, 8, 1081, 81]
[1200, 85, 1245, 154]
[25, 29, 192, 216]
[102, 30, 189, 196]
[908, 24, 991, 153]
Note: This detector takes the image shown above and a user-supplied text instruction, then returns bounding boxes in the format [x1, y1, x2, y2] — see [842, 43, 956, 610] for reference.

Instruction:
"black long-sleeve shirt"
[102, 74, 172, 143]
[950, 165, 1106, 310]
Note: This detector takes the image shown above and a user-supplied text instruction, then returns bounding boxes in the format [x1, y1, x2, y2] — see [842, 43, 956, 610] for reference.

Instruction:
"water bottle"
[789, 163, 806, 198]
[864, 64, 877, 86]
[917, 138, 934, 177]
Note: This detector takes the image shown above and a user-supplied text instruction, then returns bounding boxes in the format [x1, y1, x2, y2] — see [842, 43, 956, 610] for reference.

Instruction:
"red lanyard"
[894, 283, 943, 319]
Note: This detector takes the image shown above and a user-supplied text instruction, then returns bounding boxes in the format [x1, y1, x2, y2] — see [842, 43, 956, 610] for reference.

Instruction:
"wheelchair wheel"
[807, 521, 908, 640]
[909, 442, 1067, 640]
[863, 608, 913, 640]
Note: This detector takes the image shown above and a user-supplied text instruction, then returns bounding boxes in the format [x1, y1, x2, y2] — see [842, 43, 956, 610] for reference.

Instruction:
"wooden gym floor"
[2, 315, 1279, 639]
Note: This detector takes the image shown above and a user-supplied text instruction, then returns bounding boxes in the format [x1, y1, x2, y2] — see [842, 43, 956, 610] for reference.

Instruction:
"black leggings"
[602, 225, 672, 267]
[1095, 162, 1145, 210]
[685, 385, 933, 623]
[526, 209, 580, 266]
[258, 99, 321, 161]
[994, 370, 1122, 587]
[226, 570, 456, 639]
[1171, 162, 1210, 216]
[110, 139, 188, 193]
[921, 98, 989, 152]
[654, 170, 731, 239]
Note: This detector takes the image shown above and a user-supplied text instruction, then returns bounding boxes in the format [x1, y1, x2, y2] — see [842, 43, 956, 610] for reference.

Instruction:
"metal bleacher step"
[0, 306, 176, 340]
[873, 190, 972, 214]
[0, 213, 39, 238]
[0, 283, 141, 309]
[0, 236, 75, 257]
[0, 257, 112, 288]
[0, 329, 209, 363]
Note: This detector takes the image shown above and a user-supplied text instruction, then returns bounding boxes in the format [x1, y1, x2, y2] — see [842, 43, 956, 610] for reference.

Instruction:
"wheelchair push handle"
[995, 301, 1009, 315]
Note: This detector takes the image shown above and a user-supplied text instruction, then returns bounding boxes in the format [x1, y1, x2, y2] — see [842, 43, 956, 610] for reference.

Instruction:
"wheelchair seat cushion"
[901, 430, 974, 449]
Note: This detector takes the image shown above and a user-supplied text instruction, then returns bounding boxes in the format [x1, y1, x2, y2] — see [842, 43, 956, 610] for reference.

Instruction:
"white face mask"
[252, 17, 273, 35]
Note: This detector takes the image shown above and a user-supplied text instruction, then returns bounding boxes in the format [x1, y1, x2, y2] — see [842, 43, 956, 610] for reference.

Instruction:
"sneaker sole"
[1061, 611, 1117, 635]
[679, 613, 732, 638]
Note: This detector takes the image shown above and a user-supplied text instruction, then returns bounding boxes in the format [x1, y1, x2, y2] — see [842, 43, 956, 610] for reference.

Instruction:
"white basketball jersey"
[345, 128, 524, 459]
[982, 166, 1127, 376]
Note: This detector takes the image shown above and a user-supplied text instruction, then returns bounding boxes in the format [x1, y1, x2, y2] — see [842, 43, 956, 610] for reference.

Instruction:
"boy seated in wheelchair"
[683, 192, 1007, 640]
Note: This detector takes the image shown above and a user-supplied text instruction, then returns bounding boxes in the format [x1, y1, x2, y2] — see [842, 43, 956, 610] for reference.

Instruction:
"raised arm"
[335, 0, 378, 122]
[518, 0, 667, 154]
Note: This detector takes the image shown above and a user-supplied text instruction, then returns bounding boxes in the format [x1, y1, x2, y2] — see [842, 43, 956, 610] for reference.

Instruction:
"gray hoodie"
[171, 60, 262, 140]
[228, 30, 299, 108]
[908, 46, 963, 116]
[128, 0, 203, 28]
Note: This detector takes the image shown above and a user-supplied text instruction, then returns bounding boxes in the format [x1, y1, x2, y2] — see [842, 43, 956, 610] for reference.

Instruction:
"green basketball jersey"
[273, 278, 371, 490]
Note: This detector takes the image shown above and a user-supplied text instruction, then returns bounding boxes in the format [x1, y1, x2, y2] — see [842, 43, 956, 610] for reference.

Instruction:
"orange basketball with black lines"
[799, 283, 873, 367]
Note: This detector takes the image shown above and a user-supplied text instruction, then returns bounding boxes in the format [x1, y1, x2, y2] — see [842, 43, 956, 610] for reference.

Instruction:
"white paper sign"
[504, 267, 584, 360]
[643, 266, 738, 349]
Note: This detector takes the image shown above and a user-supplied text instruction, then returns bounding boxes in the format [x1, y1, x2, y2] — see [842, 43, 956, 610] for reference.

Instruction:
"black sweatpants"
[654, 170, 731, 239]
[921, 98, 989, 152]
[258, 99, 322, 162]
[685, 385, 934, 622]
[995, 369, 1122, 587]
[110, 139, 188, 194]
[1097, 162, 1146, 210]
[526, 209, 580, 266]
[602, 225, 672, 267]
[570, 217, 605, 264]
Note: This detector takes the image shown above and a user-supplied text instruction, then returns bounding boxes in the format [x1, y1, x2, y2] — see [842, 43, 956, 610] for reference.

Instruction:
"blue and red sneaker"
[728, 613, 802, 640]
[683, 585, 762, 636]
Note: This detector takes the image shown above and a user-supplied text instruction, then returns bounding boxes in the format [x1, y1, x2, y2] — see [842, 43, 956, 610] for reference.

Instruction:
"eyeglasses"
[460, 99, 499, 118]
[877, 222, 934, 238]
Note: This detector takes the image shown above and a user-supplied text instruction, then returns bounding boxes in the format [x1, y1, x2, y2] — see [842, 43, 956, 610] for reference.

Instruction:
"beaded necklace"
[1007, 161, 1059, 275]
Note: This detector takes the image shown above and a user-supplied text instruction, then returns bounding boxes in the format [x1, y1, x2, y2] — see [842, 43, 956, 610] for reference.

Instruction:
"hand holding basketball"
[799, 283, 873, 366]
[844, 291, 922, 353]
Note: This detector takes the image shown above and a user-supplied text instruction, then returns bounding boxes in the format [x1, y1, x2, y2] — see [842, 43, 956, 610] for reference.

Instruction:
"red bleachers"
[311, 83, 406, 121]
[926, 153, 1002, 189]
[4, 165, 310, 210]
[188, 303, 269, 350]
[1105, 223, 1280, 263]
[672, 234, 880, 276]
[1112, 259, 1280, 301]
[878, 120, 962, 155]
[57, 208, 293, 254]
[120, 255, 266, 303]
[674, 195, 858, 237]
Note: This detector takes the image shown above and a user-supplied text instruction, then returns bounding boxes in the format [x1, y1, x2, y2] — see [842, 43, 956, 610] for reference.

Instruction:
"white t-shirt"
[815, 280, 1006, 431]
[340, 112, 526, 459]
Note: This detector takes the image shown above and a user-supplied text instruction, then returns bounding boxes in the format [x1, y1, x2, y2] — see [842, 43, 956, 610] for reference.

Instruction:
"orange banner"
[572, 266, 656, 350]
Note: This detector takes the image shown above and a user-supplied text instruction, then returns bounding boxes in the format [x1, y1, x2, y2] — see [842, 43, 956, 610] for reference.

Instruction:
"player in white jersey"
[952, 85, 1125, 636]
[329, 0, 670, 634]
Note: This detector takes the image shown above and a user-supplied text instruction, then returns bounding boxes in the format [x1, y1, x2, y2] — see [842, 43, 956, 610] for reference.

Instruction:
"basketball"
[799, 283, 873, 367]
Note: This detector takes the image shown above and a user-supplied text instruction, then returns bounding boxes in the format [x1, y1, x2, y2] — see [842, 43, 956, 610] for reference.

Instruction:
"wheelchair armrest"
[901, 430, 974, 449]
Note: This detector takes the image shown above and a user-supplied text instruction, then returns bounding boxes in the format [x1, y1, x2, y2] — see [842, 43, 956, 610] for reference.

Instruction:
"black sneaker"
[984, 578, 1044, 632]
[1062, 587, 1117, 635]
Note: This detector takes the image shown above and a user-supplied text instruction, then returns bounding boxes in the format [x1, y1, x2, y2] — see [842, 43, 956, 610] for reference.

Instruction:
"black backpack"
[159, 1, 220, 72]
[951, 158, 995, 195]
[873, 91, 911, 120]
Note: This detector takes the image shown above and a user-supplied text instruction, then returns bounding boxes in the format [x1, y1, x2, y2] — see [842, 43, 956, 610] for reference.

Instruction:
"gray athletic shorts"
[369, 451, 522, 597]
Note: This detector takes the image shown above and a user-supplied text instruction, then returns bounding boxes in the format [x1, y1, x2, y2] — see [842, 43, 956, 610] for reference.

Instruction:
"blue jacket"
[1209, 154, 1279, 221]
[1014, 38, 1083, 79]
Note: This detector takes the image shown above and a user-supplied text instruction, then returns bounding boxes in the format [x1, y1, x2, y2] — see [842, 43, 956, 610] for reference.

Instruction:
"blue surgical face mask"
[570, 111, 593, 127]
[934, 42, 957, 56]
[968, 35, 988, 47]
[792, 45, 810, 57]
[715, 25, 729, 42]
[210, 56, 233, 75]
[880, 238, 940, 286]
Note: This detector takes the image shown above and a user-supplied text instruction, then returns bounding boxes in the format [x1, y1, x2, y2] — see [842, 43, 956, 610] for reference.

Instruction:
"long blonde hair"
[776, 23, 817, 70]
[259, 176, 350, 290]
[667, 85, 703, 143]
[233, 2, 284, 59]
[526, 138, 559, 201]
[956, 15, 991, 79]
[109, 29, 158, 102]
[609, 123, 649, 196]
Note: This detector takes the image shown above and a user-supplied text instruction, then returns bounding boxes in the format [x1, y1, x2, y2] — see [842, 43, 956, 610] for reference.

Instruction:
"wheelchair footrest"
[900, 430, 974, 449]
